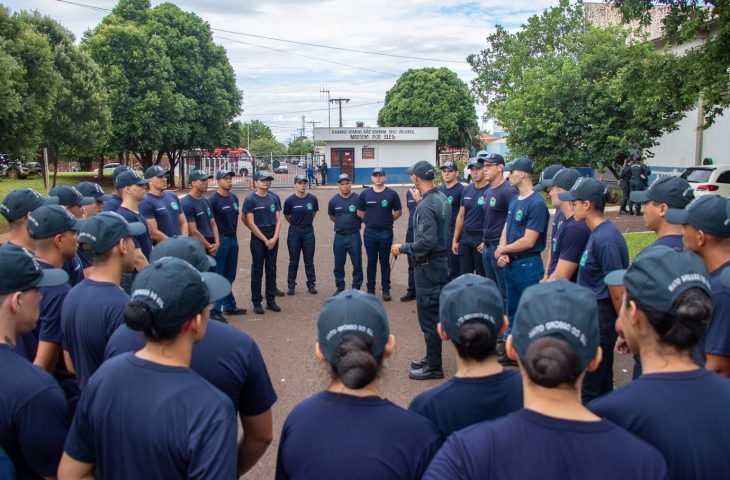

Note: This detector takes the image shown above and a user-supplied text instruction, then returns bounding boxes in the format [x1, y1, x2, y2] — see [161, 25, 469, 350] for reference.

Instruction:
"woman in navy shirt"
[276, 290, 441, 479]
[558, 178, 628, 403]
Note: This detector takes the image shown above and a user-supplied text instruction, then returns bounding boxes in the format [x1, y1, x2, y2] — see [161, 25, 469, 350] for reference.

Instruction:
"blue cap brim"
[629, 191, 650, 204]
[79, 196, 96, 206]
[201, 272, 231, 303]
[664, 208, 688, 225]
[43, 196, 60, 205]
[467, 162, 483, 169]
[97, 194, 115, 202]
[126, 222, 147, 237]
[604, 269, 627, 286]
[558, 191, 578, 201]
[440, 166, 456, 171]
[533, 179, 554, 192]
[207, 255, 217, 268]
[36, 268, 69, 288]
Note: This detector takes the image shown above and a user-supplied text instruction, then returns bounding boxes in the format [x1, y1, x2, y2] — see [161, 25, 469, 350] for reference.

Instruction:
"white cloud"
[4, 0, 555, 141]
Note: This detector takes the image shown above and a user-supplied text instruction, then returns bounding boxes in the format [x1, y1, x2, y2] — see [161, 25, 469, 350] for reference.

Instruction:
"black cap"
[215, 169, 235, 180]
[294, 175, 308, 184]
[482, 153, 504, 165]
[188, 170, 212, 182]
[76, 182, 114, 202]
[317, 289, 390, 363]
[78, 212, 146, 255]
[337, 173, 352, 183]
[439, 274, 504, 343]
[116, 171, 150, 189]
[665, 195, 730, 237]
[0, 189, 58, 222]
[48, 186, 95, 207]
[558, 177, 608, 205]
[128, 258, 230, 331]
[0, 244, 68, 294]
[550, 168, 583, 192]
[503, 156, 535, 174]
[512, 280, 600, 371]
[440, 161, 457, 171]
[253, 171, 274, 181]
[144, 165, 169, 179]
[467, 157, 484, 169]
[533, 164, 565, 192]
[150, 236, 216, 272]
[605, 246, 710, 315]
[407, 161, 436, 180]
[372, 167, 385, 176]
[630, 176, 694, 209]
[27, 205, 80, 239]
[111, 165, 133, 181]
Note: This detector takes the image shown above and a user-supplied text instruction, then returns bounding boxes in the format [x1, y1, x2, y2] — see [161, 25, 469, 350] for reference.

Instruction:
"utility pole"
[320, 85, 331, 128]
[300, 115, 306, 157]
[329, 98, 350, 128]
[307, 120, 321, 157]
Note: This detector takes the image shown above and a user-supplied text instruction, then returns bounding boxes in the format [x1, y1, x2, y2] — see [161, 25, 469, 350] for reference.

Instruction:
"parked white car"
[93, 163, 120, 175]
[679, 164, 730, 198]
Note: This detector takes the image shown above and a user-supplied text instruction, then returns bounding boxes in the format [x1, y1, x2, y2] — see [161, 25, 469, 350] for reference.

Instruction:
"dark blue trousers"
[250, 227, 278, 305]
[446, 227, 460, 282]
[406, 228, 415, 294]
[582, 299, 618, 404]
[364, 228, 393, 293]
[213, 235, 239, 315]
[287, 225, 316, 289]
[333, 231, 363, 290]
[416, 257, 448, 367]
[459, 232, 485, 276]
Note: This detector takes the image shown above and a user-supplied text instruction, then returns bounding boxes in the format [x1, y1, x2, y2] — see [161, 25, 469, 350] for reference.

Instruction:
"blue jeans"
[482, 242, 506, 307]
[364, 228, 393, 293]
[287, 226, 316, 289]
[333, 231, 363, 289]
[459, 232, 485, 276]
[213, 235, 239, 315]
[503, 254, 544, 331]
[250, 227, 278, 305]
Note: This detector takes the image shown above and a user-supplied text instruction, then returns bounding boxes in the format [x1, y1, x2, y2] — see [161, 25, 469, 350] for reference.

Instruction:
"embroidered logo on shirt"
[269, 204, 276, 212]
[515, 209, 524, 221]
[233, 202, 239, 211]
[381, 199, 389, 208]
[447, 195, 453, 204]
[348, 204, 356, 213]
[206, 207, 212, 217]
[477, 196, 485, 206]
[170, 201, 179, 210]
[489, 197, 496, 207]
[579, 250, 588, 267]
[307, 203, 313, 211]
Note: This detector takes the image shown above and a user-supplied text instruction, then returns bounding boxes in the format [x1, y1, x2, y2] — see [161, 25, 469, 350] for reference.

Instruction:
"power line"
[242, 101, 382, 116]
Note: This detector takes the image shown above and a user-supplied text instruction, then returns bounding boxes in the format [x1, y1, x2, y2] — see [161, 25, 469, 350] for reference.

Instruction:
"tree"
[611, 0, 729, 126]
[468, 0, 696, 172]
[287, 136, 313, 156]
[250, 137, 286, 156]
[378, 68, 478, 149]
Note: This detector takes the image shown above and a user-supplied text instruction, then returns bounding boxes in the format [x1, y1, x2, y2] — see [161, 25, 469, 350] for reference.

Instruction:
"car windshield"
[680, 168, 713, 183]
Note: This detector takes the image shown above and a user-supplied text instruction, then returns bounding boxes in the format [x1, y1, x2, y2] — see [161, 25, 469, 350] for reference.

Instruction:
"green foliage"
[287, 136, 313, 155]
[377, 68, 478, 149]
[250, 137, 287, 156]
[468, 0, 697, 172]
[612, 0, 729, 126]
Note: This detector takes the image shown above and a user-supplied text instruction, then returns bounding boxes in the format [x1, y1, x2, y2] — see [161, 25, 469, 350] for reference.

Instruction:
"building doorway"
[332, 148, 354, 178]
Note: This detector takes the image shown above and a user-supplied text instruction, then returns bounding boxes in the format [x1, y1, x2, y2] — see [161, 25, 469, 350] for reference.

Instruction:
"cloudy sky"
[4, 0, 556, 142]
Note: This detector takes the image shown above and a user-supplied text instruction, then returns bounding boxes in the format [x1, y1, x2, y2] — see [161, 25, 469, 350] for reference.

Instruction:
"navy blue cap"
[440, 161, 457, 171]
[467, 157, 484, 168]
[144, 165, 169, 179]
[111, 165, 133, 181]
[215, 169, 235, 180]
[294, 175, 308, 184]
[558, 177, 609, 205]
[605, 246, 710, 315]
[372, 167, 385, 176]
[253, 171, 274, 181]
[482, 153, 504, 165]
[188, 170, 212, 182]
[0, 244, 68, 294]
[27, 205, 80, 239]
[337, 173, 352, 183]
[317, 289, 390, 363]
[150, 236, 216, 272]
[49, 186, 95, 207]
[116, 171, 150, 189]
[630, 176, 694, 209]
[550, 168, 583, 192]
[512, 280, 600, 372]
[78, 212, 146, 255]
[76, 182, 114, 202]
[0, 189, 58, 222]
[665, 195, 730, 237]
[533, 164, 565, 192]
[439, 274, 504, 343]
[503, 156, 535, 174]
[407, 161, 436, 180]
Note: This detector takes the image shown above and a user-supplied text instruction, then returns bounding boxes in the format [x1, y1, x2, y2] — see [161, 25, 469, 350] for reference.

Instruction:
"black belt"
[508, 252, 540, 261]
[337, 230, 360, 235]
[412, 251, 447, 267]
[366, 226, 392, 232]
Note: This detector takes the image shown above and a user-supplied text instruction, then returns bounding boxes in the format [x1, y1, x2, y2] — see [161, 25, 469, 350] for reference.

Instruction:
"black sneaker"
[273, 289, 286, 297]
[287, 288, 295, 295]
[410, 357, 427, 370]
[222, 307, 247, 315]
[266, 301, 282, 312]
[382, 291, 392, 302]
[400, 291, 416, 302]
[253, 304, 265, 315]
[308, 287, 318, 294]
[409, 365, 444, 380]
[210, 313, 228, 324]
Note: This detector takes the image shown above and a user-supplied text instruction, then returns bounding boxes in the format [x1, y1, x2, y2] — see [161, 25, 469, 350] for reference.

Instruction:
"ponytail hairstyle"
[330, 335, 383, 389]
[124, 300, 185, 342]
[454, 320, 497, 361]
[522, 337, 583, 388]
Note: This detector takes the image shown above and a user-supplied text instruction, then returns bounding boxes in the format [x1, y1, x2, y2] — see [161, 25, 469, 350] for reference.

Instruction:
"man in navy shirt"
[243, 171, 283, 314]
[61, 212, 141, 391]
[139, 165, 187, 243]
[438, 161, 464, 282]
[208, 169, 247, 318]
[666, 195, 730, 377]
[1, 188, 58, 252]
[400, 187, 417, 302]
[632, 175, 693, 252]
[115, 170, 153, 263]
[284, 175, 319, 295]
[453, 157, 489, 276]
[76, 181, 114, 218]
[532, 164, 564, 279]
[328, 173, 363, 295]
[49, 185, 95, 287]
[101, 165, 132, 212]
[182, 169, 219, 256]
[356, 167, 402, 301]
[0, 244, 70, 480]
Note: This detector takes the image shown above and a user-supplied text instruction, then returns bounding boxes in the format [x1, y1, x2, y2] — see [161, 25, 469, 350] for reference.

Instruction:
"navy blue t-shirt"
[328, 193, 361, 233]
[548, 216, 591, 280]
[139, 191, 182, 239]
[63, 255, 85, 286]
[0, 345, 69, 480]
[61, 279, 129, 391]
[117, 206, 153, 259]
[406, 188, 417, 229]
[356, 187, 402, 229]
[460, 183, 489, 233]
[424, 409, 667, 480]
[277, 391, 441, 480]
[590, 369, 730, 480]
[284, 193, 318, 226]
[208, 191, 240, 237]
[550, 210, 565, 251]
[577, 221, 629, 300]
[482, 181, 517, 240]
[181, 195, 215, 240]
[243, 191, 281, 228]
[101, 194, 121, 212]
[706, 261, 730, 357]
[105, 321, 278, 418]
[438, 182, 465, 230]
[643, 234, 683, 252]
[64, 353, 237, 479]
[505, 192, 549, 254]
[408, 370, 523, 439]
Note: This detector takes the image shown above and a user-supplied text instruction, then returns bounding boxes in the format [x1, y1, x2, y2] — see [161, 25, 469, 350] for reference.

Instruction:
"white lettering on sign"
[320, 127, 437, 142]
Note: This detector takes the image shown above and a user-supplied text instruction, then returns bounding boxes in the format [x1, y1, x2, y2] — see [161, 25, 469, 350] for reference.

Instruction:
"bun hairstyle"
[331, 335, 382, 389]
[628, 287, 711, 351]
[123, 299, 182, 342]
[454, 320, 497, 361]
[523, 337, 582, 388]
[591, 189, 619, 213]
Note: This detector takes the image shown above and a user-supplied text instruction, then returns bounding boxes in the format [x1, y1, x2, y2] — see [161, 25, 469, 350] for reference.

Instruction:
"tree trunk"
[49, 148, 58, 188]
[79, 156, 94, 171]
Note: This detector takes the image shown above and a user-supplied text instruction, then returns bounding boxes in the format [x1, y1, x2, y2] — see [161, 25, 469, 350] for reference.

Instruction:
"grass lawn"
[623, 231, 656, 261]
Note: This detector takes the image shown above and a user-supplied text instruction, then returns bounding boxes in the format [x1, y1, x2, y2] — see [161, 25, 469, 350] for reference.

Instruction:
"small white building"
[315, 127, 438, 184]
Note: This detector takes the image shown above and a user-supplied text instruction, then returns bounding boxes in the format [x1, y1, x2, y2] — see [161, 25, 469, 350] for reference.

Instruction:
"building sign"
[316, 127, 438, 142]
[362, 147, 375, 159]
